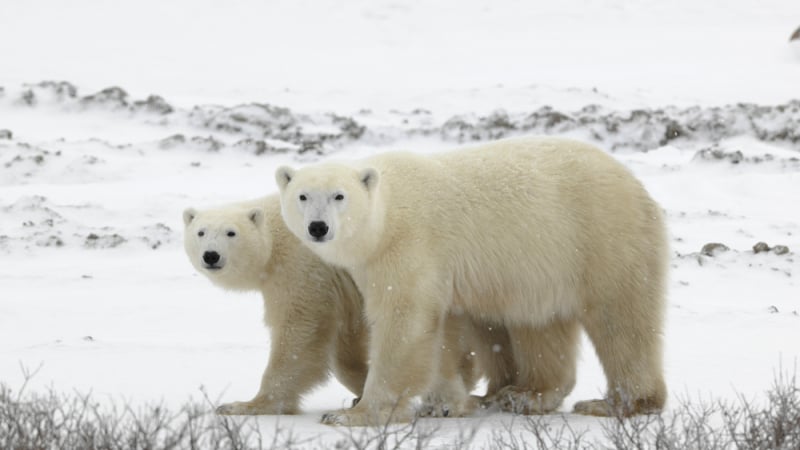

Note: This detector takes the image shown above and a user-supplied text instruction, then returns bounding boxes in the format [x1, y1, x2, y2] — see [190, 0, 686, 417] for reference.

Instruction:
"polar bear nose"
[308, 221, 329, 239]
[203, 251, 220, 265]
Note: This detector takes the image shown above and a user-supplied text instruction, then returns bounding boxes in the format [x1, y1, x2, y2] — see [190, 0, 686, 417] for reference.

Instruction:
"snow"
[1, 0, 799, 446]
[2, 0, 799, 112]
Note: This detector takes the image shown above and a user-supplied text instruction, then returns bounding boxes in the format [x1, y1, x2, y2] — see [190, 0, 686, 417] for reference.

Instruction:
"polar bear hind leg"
[489, 318, 580, 414]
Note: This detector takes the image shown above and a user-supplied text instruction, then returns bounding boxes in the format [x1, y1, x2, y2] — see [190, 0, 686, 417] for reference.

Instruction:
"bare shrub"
[723, 370, 800, 450]
[489, 414, 591, 450]
[1, 366, 798, 449]
[0, 366, 294, 450]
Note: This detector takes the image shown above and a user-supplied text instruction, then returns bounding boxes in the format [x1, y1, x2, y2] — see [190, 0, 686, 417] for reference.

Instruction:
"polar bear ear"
[183, 208, 197, 226]
[359, 168, 379, 191]
[248, 208, 264, 226]
[275, 166, 295, 192]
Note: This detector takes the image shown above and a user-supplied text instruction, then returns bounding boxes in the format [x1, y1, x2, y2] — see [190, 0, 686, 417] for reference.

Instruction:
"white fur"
[184, 196, 484, 421]
[184, 205, 268, 291]
[184, 196, 368, 415]
[277, 136, 668, 424]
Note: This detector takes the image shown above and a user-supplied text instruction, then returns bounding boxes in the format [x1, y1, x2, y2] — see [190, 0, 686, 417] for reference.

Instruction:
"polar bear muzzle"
[308, 221, 329, 240]
[203, 250, 223, 270]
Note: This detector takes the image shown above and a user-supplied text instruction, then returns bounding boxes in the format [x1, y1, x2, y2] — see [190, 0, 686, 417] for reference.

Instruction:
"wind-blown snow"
[1, 0, 799, 446]
[2, 0, 799, 112]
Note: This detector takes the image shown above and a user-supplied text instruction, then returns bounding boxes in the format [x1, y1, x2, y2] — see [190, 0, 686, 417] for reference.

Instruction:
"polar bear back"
[361, 137, 666, 325]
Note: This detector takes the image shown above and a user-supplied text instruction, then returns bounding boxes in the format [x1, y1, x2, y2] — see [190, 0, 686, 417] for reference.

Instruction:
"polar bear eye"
[334, 194, 344, 201]
[198, 231, 205, 237]
[299, 194, 307, 201]
[227, 231, 236, 237]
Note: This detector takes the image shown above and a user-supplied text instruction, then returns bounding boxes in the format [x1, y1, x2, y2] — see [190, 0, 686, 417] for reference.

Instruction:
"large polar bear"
[276, 136, 668, 425]
[183, 195, 483, 419]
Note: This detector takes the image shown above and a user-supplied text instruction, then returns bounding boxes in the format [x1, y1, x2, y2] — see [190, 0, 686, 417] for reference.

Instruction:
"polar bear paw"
[417, 395, 480, 418]
[416, 401, 451, 418]
[572, 399, 616, 416]
[573, 397, 662, 417]
[216, 399, 297, 415]
[320, 405, 412, 426]
[490, 385, 564, 415]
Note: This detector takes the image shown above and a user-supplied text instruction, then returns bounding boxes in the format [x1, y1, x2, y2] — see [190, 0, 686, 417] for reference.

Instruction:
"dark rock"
[8, 79, 800, 158]
[81, 86, 129, 108]
[332, 115, 366, 140]
[84, 233, 126, 249]
[701, 242, 729, 257]
[693, 148, 744, 164]
[298, 138, 324, 154]
[37, 235, 64, 247]
[772, 245, 790, 255]
[441, 115, 474, 141]
[159, 134, 186, 150]
[662, 121, 687, 144]
[20, 89, 35, 106]
[190, 136, 224, 152]
[753, 242, 771, 253]
[133, 95, 174, 114]
[233, 138, 285, 155]
[35, 81, 78, 99]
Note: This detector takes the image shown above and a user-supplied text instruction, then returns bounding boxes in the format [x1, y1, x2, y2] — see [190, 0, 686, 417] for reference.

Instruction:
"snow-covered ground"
[1, 0, 799, 447]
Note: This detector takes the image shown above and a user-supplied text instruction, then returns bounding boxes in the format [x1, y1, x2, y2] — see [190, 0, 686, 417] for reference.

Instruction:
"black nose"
[308, 221, 329, 239]
[203, 251, 220, 265]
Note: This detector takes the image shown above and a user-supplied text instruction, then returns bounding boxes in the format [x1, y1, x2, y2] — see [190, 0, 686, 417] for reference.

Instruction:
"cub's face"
[275, 164, 379, 263]
[183, 207, 269, 290]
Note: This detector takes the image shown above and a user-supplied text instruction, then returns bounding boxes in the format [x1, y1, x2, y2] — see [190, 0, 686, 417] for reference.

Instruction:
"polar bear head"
[275, 163, 381, 266]
[183, 205, 270, 290]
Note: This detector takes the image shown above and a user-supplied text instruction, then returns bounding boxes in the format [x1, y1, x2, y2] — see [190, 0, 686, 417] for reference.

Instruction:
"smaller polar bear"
[183, 195, 482, 419]
[276, 136, 668, 426]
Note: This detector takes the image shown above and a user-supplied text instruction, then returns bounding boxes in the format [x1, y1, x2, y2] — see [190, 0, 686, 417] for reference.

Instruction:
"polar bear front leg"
[418, 313, 482, 418]
[217, 310, 335, 415]
[321, 277, 447, 426]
